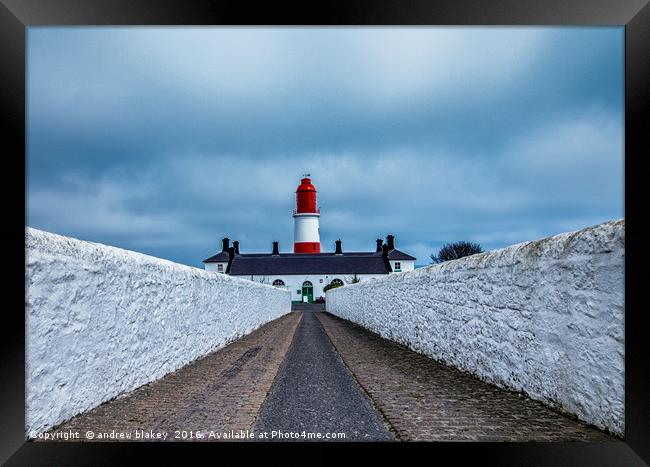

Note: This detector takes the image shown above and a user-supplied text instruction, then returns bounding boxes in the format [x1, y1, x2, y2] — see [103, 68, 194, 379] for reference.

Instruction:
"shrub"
[431, 241, 483, 263]
[323, 282, 343, 292]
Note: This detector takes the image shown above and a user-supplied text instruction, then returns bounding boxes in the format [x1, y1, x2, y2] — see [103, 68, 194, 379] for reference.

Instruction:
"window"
[394, 262, 401, 272]
[217, 264, 224, 272]
[330, 278, 344, 287]
[272, 279, 285, 287]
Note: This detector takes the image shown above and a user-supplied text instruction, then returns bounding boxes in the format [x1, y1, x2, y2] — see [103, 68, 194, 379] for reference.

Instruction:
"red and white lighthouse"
[293, 176, 321, 254]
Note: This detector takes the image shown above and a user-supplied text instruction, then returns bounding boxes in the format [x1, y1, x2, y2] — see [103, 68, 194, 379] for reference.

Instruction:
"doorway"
[302, 281, 314, 303]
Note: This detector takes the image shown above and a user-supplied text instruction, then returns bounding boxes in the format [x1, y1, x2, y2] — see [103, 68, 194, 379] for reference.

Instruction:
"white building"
[203, 177, 416, 303]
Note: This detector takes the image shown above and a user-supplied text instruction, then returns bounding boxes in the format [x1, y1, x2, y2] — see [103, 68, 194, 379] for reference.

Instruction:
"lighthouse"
[203, 175, 417, 302]
[293, 175, 321, 253]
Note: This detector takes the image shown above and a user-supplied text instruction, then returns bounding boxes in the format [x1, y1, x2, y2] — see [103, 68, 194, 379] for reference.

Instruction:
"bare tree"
[346, 273, 361, 284]
[431, 241, 483, 263]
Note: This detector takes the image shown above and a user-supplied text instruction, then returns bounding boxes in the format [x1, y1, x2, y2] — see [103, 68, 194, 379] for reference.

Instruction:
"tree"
[431, 241, 483, 263]
[345, 274, 361, 284]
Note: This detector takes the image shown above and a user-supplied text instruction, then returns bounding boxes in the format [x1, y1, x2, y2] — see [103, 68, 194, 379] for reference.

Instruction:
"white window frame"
[394, 262, 401, 272]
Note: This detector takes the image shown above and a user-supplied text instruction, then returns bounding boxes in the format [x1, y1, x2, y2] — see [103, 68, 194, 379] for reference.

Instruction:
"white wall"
[240, 273, 386, 301]
[26, 228, 291, 436]
[390, 259, 415, 272]
[326, 220, 625, 435]
[205, 261, 227, 273]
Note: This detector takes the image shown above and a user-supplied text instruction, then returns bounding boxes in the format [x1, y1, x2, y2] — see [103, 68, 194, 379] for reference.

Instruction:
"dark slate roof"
[228, 252, 390, 275]
[388, 249, 417, 261]
[203, 251, 230, 263]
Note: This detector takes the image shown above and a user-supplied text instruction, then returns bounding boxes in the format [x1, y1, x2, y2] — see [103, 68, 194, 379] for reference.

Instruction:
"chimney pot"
[233, 241, 240, 255]
[386, 234, 395, 250]
[376, 238, 383, 252]
[272, 241, 280, 256]
[335, 239, 343, 255]
[222, 237, 230, 252]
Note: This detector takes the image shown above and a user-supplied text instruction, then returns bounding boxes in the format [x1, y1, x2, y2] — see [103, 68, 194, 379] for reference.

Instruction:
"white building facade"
[244, 273, 386, 302]
[203, 177, 416, 303]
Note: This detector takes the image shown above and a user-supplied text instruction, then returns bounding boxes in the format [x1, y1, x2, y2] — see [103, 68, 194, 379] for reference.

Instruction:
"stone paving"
[317, 312, 617, 442]
[40, 307, 618, 443]
[253, 311, 393, 441]
[46, 312, 301, 442]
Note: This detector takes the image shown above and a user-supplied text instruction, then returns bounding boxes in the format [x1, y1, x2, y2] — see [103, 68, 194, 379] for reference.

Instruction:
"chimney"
[382, 244, 393, 272]
[335, 239, 343, 255]
[226, 246, 235, 274]
[272, 241, 280, 256]
[386, 234, 395, 250]
[221, 237, 230, 252]
[376, 238, 383, 252]
[233, 241, 240, 255]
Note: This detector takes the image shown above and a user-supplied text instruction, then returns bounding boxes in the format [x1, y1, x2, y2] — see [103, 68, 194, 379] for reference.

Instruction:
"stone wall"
[326, 220, 625, 435]
[26, 228, 291, 435]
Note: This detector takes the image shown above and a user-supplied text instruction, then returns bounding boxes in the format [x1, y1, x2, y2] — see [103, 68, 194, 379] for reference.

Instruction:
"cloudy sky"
[27, 27, 624, 267]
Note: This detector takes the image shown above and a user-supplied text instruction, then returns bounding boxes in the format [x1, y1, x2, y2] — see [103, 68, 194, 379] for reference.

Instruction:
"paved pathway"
[317, 312, 615, 442]
[48, 312, 301, 442]
[43, 306, 617, 442]
[252, 311, 393, 441]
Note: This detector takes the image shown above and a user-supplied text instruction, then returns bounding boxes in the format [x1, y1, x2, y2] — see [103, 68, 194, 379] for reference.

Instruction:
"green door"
[302, 281, 314, 303]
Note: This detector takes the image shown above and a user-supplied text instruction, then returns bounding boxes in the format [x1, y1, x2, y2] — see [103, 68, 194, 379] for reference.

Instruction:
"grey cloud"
[27, 27, 624, 267]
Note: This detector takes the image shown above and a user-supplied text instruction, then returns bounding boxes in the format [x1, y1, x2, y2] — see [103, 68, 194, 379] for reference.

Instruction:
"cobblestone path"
[317, 312, 616, 442]
[44, 308, 617, 442]
[48, 312, 301, 442]
[252, 311, 393, 441]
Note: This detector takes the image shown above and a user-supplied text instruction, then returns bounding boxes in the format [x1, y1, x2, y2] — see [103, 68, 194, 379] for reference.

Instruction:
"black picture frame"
[2, 0, 648, 464]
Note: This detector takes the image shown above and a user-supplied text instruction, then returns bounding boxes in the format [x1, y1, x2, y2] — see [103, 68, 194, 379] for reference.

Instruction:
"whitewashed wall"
[26, 228, 291, 436]
[240, 273, 387, 302]
[327, 220, 625, 435]
[204, 261, 227, 273]
[389, 259, 415, 272]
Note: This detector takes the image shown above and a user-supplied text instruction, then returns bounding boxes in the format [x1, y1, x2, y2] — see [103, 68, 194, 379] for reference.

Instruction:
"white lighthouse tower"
[293, 175, 321, 253]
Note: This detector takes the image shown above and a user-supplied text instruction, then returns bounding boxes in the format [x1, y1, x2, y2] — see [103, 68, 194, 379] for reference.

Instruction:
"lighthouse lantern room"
[293, 175, 321, 253]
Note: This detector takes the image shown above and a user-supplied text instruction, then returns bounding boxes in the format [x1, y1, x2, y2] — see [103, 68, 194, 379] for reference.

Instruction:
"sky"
[27, 27, 624, 268]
